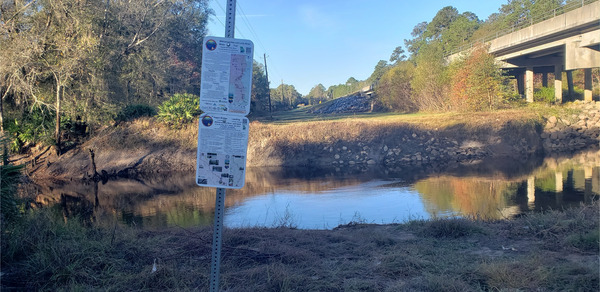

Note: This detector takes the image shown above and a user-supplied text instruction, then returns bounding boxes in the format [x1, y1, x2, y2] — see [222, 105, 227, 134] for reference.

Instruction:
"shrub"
[534, 87, 555, 103]
[4, 105, 55, 153]
[157, 93, 201, 126]
[419, 218, 482, 238]
[115, 104, 157, 122]
[377, 62, 416, 112]
[449, 44, 511, 111]
[0, 135, 24, 221]
[565, 230, 599, 252]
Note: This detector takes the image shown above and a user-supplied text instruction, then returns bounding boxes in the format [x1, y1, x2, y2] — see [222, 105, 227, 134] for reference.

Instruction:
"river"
[28, 149, 599, 230]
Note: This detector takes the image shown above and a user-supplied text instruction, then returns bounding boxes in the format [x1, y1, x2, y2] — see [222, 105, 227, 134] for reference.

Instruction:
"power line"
[211, 0, 282, 87]
[209, 15, 226, 31]
[213, 0, 246, 38]
[234, 1, 282, 86]
[236, 1, 268, 54]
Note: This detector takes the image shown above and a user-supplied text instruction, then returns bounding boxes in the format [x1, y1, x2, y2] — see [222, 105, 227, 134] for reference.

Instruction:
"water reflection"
[27, 149, 599, 229]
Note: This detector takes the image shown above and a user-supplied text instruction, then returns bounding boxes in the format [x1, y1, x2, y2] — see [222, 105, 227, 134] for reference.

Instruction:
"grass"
[2, 201, 598, 291]
[261, 105, 543, 128]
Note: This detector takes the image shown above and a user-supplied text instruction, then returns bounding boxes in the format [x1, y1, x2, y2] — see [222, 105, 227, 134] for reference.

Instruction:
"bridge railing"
[447, 0, 598, 56]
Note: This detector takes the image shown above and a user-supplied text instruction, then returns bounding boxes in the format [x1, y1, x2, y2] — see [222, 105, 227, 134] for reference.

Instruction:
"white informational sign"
[196, 113, 249, 189]
[199, 36, 254, 115]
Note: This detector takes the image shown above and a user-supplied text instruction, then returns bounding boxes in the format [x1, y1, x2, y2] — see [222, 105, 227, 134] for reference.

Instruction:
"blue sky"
[206, 0, 507, 95]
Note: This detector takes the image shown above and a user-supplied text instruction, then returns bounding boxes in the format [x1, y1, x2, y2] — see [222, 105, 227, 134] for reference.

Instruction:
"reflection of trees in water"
[27, 149, 599, 228]
[415, 150, 600, 219]
[60, 193, 95, 224]
[415, 177, 519, 220]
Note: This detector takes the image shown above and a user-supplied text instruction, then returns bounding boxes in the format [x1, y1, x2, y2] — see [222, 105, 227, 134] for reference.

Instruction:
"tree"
[251, 61, 269, 115]
[270, 83, 302, 110]
[411, 42, 449, 111]
[306, 84, 327, 105]
[389, 46, 407, 64]
[326, 77, 364, 100]
[424, 6, 460, 41]
[376, 61, 415, 112]
[404, 21, 428, 57]
[99, 0, 210, 107]
[449, 45, 510, 111]
[21, 0, 98, 155]
[0, 0, 39, 143]
[441, 12, 480, 52]
[367, 60, 390, 84]
[0, 0, 212, 154]
[487, 0, 564, 32]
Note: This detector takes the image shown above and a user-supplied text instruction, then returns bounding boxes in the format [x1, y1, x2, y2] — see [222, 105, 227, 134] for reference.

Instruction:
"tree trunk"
[1, 86, 7, 165]
[55, 83, 62, 156]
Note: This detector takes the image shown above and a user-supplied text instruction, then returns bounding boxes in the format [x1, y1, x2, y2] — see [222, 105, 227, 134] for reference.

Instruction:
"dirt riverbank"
[17, 102, 600, 182]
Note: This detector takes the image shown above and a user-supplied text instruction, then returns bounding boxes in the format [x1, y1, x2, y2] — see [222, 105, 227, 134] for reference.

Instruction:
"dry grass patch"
[94, 118, 198, 151]
[2, 202, 598, 291]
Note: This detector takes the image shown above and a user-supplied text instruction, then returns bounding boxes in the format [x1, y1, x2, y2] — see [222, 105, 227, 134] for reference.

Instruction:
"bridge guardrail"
[447, 0, 598, 56]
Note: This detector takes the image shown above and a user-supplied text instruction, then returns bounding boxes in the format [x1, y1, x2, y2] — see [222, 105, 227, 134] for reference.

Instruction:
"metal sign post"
[197, 0, 252, 289]
[209, 187, 226, 292]
[209, 1, 235, 291]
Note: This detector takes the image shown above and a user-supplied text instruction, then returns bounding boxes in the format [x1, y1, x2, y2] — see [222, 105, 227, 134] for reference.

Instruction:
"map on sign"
[196, 113, 249, 189]
[200, 36, 254, 115]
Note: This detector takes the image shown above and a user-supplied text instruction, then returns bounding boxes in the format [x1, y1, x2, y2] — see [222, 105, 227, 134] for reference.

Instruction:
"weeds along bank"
[2, 202, 598, 291]
[31, 103, 600, 180]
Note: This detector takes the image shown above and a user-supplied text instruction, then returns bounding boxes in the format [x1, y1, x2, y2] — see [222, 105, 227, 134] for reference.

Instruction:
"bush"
[157, 93, 201, 126]
[115, 104, 157, 122]
[377, 62, 416, 112]
[0, 135, 24, 221]
[419, 218, 482, 238]
[449, 45, 510, 111]
[534, 87, 555, 103]
[4, 105, 55, 153]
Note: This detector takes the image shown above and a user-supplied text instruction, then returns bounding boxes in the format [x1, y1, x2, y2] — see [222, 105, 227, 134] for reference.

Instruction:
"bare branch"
[126, 1, 173, 50]
[3, 0, 38, 25]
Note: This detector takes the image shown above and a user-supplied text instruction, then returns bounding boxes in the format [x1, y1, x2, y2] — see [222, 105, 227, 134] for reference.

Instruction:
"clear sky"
[206, 0, 507, 95]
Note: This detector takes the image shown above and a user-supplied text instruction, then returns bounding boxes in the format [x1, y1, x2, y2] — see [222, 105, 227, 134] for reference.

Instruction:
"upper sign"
[200, 36, 254, 115]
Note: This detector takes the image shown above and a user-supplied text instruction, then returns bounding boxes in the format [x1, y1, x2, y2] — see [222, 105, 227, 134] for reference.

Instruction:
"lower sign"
[196, 113, 249, 189]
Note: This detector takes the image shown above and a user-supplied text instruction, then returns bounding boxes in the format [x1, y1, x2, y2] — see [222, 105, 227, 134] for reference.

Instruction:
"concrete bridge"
[450, 0, 600, 103]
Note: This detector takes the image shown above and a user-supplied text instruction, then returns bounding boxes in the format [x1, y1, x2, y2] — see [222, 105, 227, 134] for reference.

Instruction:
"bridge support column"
[584, 68, 593, 101]
[517, 72, 525, 96]
[542, 73, 548, 87]
[555, 171, 563, 193]
[526, 67, 534, 103]
[527, 176, 535, 209]
[554, 66, 563, 104]
[566, 71, 574, 97]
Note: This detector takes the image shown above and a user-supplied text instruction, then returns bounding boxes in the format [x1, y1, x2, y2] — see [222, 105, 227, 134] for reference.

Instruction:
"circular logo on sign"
[206, 39, 217, 51]
[201, 115, 213, 127]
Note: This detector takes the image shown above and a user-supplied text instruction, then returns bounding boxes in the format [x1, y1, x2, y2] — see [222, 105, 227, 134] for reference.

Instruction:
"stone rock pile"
[324, 133, 497, 169]
[309, 95, 371, 114]
[542, 101, 600, 151]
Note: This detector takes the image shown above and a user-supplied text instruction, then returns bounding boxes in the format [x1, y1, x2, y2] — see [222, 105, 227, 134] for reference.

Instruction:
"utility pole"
[263, 53, 272, 117]
[281, 79, 285, 108]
